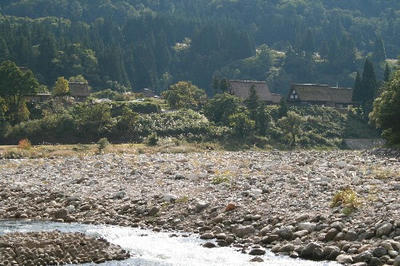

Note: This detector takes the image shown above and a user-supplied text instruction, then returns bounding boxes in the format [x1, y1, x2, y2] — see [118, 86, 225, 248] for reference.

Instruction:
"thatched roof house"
[287, 84, 353, 108]
[229, 80, 281, 104]
[69, 82, 90, 100]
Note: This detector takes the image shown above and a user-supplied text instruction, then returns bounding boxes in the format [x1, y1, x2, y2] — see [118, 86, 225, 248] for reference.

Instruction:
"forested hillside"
[0, 0, 399, 94]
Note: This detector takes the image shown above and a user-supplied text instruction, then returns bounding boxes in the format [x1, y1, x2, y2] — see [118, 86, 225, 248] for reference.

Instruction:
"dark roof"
[229, 80, 281, 103]
[289, 84, 353, 104]
[69, 82, 90, 97]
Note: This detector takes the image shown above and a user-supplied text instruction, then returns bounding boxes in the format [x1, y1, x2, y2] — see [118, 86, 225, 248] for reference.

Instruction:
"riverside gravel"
[1, 150, 400, 265]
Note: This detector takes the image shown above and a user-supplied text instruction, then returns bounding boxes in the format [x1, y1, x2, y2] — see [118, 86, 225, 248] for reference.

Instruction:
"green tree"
[69, 75, 88, 83]
[0, 38, 10, 62]
[162, 81, 207, 110]
[245, 85, 259, 120]
[278, 98, 288, 118]
[0, 61, 39, 124]
[255, 103, 270, 135]
[369, 70, 400, 144]
[352, 71, 362, 102]
[361, 59, 378, 114]
[220, 79, 229, 93]
[204, 93, 242, 125]
[229, 112, 255, 139]
[384, 63, 391, 82]
[53, 77, 70, 96]
[277, 111, 304, 147]
[372, 37, 386, 63]
[72, 103, 114, 141]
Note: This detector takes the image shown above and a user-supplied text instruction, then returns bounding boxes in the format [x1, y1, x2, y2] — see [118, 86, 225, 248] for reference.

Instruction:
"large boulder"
[300, 242, 325, 260]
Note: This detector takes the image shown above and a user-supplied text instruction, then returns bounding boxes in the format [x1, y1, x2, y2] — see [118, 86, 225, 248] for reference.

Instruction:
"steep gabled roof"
[69, 82, 90, 97]
[229, 80, 281, 103]
[289, 84, 353, 104]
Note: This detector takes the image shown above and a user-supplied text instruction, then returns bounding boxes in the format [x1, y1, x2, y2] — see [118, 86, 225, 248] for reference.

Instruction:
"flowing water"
[0, 220, 338, 266]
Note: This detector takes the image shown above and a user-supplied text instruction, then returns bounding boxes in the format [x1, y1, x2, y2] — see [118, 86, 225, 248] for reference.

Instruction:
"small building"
[229, 80, 281, 104]
[26, 93, 51, 103]
[142, 88, 156, 98]
[287, 83, 353, 108]
[69, 82, 90, 101]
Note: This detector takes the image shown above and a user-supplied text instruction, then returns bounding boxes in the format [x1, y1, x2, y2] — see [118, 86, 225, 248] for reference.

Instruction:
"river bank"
[1, 150, 400, 265]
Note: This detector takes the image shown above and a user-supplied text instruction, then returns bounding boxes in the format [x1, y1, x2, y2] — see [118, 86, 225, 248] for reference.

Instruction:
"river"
[0, 220, 339, 266]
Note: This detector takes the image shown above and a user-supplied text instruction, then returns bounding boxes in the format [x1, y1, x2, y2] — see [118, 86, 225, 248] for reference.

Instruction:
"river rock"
[301, 242, 324, 260]
[323, 245, 340, 260]
[297, 222, 316, 233]
[394, 256, 400, 266]
[195, 201, 210, 213]
[330, 221, 344, 231]
[249, 248, 266, 256]
[294, 230, 309, 238]
[279, 244, 295, 253]
[373, 246, 388, 257]
[148, 207, 159, 216]
[376, 223, 393, 237]
[0, 231, 129, 265]
[52, 208, 69, 220]
[163, 194, 177, 203]
[200, 233, 214, 240]
[112, 191, 126, 200]
[354, 251, 373, 263]
[277, 226, 293, 240]
[232, 225, 255, 238]
[336, 254, 353, 264]
[203, 242, 216, 248]
[261, 234, 279, 244]
[325, 228, 339, 241]
[250, 256, 264, 262]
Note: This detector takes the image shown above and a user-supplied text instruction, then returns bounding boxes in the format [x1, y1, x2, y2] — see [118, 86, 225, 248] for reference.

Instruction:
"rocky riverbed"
[0, 231, 129, 265]
[0, 149, 400, 265]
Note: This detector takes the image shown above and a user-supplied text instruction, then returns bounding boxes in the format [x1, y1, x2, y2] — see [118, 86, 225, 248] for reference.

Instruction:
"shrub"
[97, 137, 110, 152]
[2, 149, 27, 159]
[147, 132, 159, 146]
[18, 139, 32, 150]
[162, 81, 207, 110]
[331, 188, 361, 215]
[204, 93, 242, 125]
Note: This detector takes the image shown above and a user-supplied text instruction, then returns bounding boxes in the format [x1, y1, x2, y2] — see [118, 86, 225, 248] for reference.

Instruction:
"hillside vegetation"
[0, 0, 399, 93]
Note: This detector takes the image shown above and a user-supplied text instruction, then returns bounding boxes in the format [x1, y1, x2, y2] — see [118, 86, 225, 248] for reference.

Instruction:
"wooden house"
[69, 82, 90, 101]
[287, 84, 353, 108]
[229, 80, 281, 104]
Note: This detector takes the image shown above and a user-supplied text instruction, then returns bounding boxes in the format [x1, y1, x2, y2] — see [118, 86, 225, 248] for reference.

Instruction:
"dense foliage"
[0, 61, 39, 124]
[0, 0, 398, 95]
[370, 70, 400, 144]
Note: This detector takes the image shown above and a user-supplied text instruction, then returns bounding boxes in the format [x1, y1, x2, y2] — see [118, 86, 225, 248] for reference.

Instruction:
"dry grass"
[0, 140, 222, 159]
[371, 168, 399, 180]
[331, 187, 361, 215]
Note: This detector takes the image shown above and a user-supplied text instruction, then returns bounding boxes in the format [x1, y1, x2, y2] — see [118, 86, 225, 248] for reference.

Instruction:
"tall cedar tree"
[245, 85, 259, 121]
[353, 71, 362, 102]
[361, 59, 378, 103]
[384, 63, 391, 82]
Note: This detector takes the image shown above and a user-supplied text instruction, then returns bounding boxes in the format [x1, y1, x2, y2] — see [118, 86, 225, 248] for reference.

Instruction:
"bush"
[97, 137, 110, 152]
[204, 93, 242, 125]
[331, 188, 361, 215]
[370, 70, 400, 144]
[18, 139, 32, 150]
[147, 132, 159, 146]
[162, 81, 207, 110]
